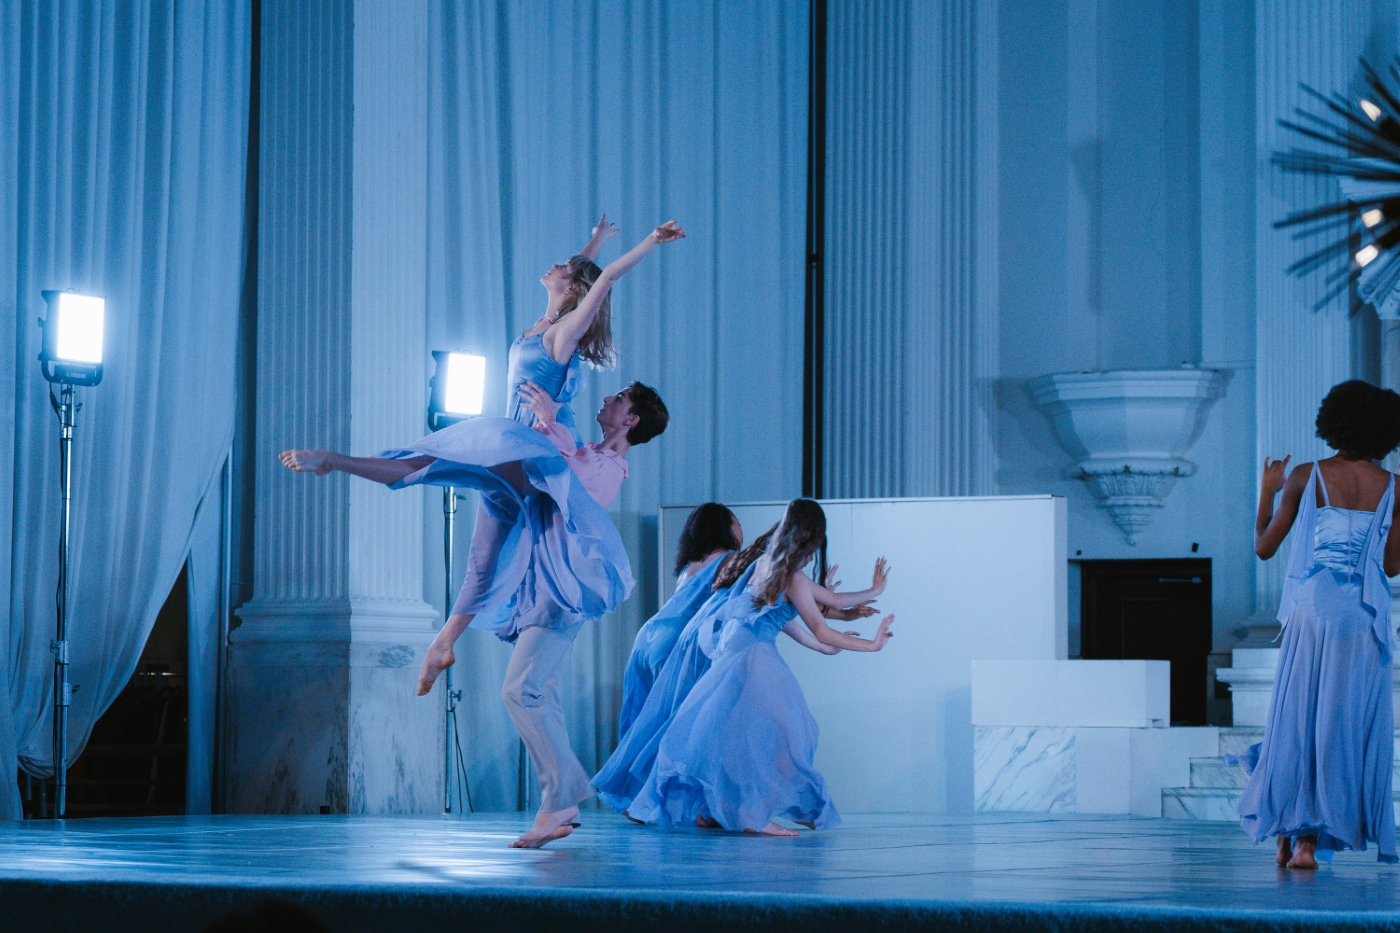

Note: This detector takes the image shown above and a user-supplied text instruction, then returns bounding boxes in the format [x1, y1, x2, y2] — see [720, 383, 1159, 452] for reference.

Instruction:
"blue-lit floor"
[2, 811, 1399, 932]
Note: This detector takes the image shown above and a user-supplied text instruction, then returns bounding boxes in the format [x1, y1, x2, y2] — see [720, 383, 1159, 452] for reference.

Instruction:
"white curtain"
[0, 1, 251, 818]
[428, 0, 808, 810]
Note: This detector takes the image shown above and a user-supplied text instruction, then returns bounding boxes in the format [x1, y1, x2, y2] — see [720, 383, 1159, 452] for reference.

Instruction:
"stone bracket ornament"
[1028, 369, 1231, 545]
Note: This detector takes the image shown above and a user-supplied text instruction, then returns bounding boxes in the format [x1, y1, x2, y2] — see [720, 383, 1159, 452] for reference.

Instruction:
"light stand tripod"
[49, 383, 77, 818]
[442, 486, 472, 813]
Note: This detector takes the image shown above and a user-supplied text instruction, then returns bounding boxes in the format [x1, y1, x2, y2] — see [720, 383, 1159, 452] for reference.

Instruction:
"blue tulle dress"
[377, 332, 632, 642]
[617, 554, 732, 739]
[1231, 463, 1396, 863]
[624, 575, 841, 831]
[594, 565, 754, 813]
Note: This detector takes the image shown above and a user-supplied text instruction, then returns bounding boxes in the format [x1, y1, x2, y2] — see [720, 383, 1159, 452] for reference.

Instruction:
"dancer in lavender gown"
[1236, 380, 1400, 868]
[280, 217, 684, 849]
[597, 519, 876, 817]
[626, 498, 893, 836]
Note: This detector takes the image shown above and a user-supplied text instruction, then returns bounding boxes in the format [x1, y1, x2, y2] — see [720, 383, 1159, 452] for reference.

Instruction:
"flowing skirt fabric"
[380, 416, 633, 642]
[625, 626, 841, 831]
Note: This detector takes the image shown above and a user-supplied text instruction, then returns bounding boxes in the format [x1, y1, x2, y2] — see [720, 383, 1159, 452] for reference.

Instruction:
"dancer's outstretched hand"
[519, 380, 562, 424]
[870, 614, 895, 651]
[652, 220, 686, 243]
[593, 214, 619, 243]
[824, 563, 841, 590]
[869, 557, 890, 596]
[279, 449, 333, 475]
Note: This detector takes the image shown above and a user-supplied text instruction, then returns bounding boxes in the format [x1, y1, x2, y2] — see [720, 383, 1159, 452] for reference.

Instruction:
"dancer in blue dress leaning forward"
[1238, 380, 1400, 868]
[627, 498, 894, 836]
[279, 217, 684, 849]
[600, 516, 877, 817]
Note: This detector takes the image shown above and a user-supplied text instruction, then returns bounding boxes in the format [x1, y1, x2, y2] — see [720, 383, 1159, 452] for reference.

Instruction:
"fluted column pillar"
[1253, 0, 1374, 613]
[228, 0, 440, 814]
[823, 0, 997, 499]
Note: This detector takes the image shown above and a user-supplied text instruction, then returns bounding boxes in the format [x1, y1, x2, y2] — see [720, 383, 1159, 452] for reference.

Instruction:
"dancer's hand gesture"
[652, 220, 686, 244]
[519, 380, 562, 425]
[824, 564, 841, 590]
[869, 614, 895, 651]
[1261, 455, 1292, 497]
[592, 214, 619, 243]
[823, 601, 878, 622]
[869, 557, 890, 596]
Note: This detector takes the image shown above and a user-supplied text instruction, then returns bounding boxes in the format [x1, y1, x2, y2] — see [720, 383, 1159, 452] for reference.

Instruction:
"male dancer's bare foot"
[745, 822, 799, 837]
[417, 639, 455, 696]
[1286, 834, 1318, 870]
[279, 449, 333, 475]
[696, 814, 721, 829]
[510, 805, 581, 849]
[1276, 835, 1292, 866]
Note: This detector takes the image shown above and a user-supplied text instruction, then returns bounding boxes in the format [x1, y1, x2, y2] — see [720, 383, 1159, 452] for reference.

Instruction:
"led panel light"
[39, 290, 105, 386]
[444, 353, 486, 416]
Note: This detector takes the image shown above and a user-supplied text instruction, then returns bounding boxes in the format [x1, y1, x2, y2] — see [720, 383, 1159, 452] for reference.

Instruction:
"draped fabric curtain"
[428, 0, 808, 810]
[0, 1, 251, 818]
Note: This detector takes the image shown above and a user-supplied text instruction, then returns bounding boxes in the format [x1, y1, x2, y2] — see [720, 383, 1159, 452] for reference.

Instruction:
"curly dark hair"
[1315, 379, 1400, 460]
[622, 382, 669, 446]
[673, 503, 742, 576]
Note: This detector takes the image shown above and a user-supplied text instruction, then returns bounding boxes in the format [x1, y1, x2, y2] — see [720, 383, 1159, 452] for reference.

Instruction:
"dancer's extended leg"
[502, 622, 593, 848]
[280, 449, 433, 485]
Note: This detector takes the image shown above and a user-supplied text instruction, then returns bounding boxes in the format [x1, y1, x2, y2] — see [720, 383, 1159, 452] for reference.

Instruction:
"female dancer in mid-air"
[1235, 380, 1400, 867]
[599, 513, 876, 816]
[281, 217, 684, 849]
[623, 498, 893, 835]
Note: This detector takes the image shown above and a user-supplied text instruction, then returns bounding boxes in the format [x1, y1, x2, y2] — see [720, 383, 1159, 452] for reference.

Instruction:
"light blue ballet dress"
[625, 578, 841, 831]
[594, 565, 755, 813]
[1232, 463, 1396, 862]
[377, 332, 632, 642]
[617, 554, 732, 740]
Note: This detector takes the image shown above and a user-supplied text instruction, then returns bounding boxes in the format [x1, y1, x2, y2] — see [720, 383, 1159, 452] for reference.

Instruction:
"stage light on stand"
[429, 351, 486, 430]
[37, 290, 106, 819]
[427, 350, 486, 815]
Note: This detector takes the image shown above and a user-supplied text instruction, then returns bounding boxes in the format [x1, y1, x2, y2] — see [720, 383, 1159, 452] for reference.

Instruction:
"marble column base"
[226, 598, 443, 815]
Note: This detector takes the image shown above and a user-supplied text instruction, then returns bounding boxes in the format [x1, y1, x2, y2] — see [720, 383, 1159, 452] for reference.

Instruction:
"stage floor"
[3, 811, 1400, 932]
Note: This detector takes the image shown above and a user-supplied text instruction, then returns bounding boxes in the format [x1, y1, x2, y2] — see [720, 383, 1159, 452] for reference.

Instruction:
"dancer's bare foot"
[416, 638, 455, 696]
[1276, 835, 1293, 866]
[696, 814, 721, 829]
[1286, 834, 1318, 870]
[745, 822, 799, 837]
[510, 805, 580, 849]
[279, 449, 333, 475]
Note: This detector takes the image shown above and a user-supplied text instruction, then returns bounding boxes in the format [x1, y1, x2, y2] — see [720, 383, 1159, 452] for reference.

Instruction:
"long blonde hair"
[558, 255, 616, 367]
[750, 499, 827, 607]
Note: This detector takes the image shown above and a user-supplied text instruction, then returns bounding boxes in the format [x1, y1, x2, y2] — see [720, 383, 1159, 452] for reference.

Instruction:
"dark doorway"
[60, 564, 190, 816]
[1079, 559, 1212, 726]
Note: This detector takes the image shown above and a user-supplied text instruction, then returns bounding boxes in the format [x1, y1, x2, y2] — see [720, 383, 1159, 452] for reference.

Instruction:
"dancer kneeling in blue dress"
[624, 497, 893, 836]
[598, 517, 877, 818]
[1236, 380, 1400, 868]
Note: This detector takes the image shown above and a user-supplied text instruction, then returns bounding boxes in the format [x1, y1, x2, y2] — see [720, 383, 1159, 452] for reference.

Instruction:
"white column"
[228, 0, 440, 814]
[824, 0, 998, 499]
[1253, 0, 1374, 612]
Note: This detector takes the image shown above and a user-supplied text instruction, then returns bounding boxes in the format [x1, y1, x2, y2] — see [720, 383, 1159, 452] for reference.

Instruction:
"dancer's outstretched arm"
[544, 220, 685, 363]
[810, 557, 889, 610]
[579, 214, 619, 261]
[787, 573, 894, 652]
[279, 449, 433, 485]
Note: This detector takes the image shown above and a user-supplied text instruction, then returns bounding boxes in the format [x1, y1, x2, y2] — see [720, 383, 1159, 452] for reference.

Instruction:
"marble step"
[1164, 786, 1400, 823]
[1190, 756, 1400, 790]
[1216, 728, 1400, 760]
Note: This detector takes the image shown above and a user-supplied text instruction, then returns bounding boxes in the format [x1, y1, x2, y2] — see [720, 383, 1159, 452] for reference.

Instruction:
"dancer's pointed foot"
[696, 814, 721, 829]
[1276, 835, 1293, 866]
[746, 822, 799, 837]
[1286, 835, 1318, 870]
[417, 639, 455, 696]
[279, 449, 333, 475]
[510, 805, 580, 849]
